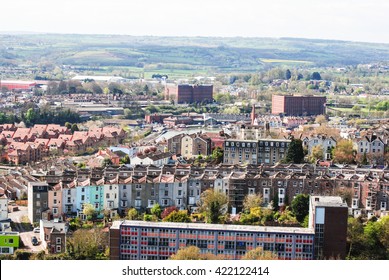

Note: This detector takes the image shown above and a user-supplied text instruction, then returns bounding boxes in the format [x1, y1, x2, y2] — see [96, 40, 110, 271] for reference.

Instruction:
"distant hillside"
[1, 34, 389, 72]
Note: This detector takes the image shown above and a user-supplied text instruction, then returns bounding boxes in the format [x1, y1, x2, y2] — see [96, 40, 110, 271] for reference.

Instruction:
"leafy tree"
[197, 189, 228, 224]
[239, 207, 262, 225]
[352, 105, 361, 113]
[161, 206, 178, 219]
[66, 228, 109, 260]
[361, 152, 368, 165]
[311, 72, 322, 80]
[310, 145, 324, 162]
[285, 69, 291, 80]
[120, 155, 131, 165]
[25, 108, 37, 125]
[102, 158, 113, 167]
[347, 217, 364, 259]
[83, 203, 97, 221]
[315, 115, 327, 125]
[65, 122, 72, 129]
[241, 247, 278, 260]
[77, 162, 86, 169]
[291, 194, 310, 223]
[127, 208, 139, 220]
[333, 139, 354, 164]
[284, 138, 304, 164]
[150, 203, 162, 219]
[211, 147, 224, 163]
[222, 106, 240, 114]
[242, 193, 263, 212]
[162, 210, 191, 223]
[170, 246, 221, 260]
[71, 123, 79, 133]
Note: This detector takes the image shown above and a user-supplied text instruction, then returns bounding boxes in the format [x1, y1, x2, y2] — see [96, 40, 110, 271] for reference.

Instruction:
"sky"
[1, 0, 389, 44]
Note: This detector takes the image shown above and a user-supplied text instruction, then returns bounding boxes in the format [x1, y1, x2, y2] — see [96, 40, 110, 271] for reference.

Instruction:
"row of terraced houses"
[24, 162, 389, 224]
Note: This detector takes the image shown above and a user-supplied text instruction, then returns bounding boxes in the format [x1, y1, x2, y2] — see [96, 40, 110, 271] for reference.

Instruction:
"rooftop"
[310, 196, 348, 208]
[112, 220, 314, 234]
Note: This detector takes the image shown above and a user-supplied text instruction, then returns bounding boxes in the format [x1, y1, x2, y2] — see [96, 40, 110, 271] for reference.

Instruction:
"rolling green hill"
[1, 34, 389, 72]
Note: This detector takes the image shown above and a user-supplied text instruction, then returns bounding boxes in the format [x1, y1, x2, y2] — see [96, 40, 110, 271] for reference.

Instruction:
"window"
[54, 192, 57, 197]
[178, 190, 182, 196]
[81, 188, 85, 192]
[53, 208, 58, 214]
[81, 195, 85, 201]
[148, 200, 155, 207]
[123, 185, 127, 190]
[96, 187, 98, 191]
[135, 200, 142, 208]
[109, 185, 112, 190]
[67, 190, 71, 195]
[95, 194, 99, 200]
[56, 237, 61, 244]
[164, 190, 169, 196]
[36, 193, 40, 199]
[56, 246, 61, 253]
[95, 203, 99, 209]
[53, 199, 57, 204]
[106, 193, 110, 199]
[249, 188, 255, 195]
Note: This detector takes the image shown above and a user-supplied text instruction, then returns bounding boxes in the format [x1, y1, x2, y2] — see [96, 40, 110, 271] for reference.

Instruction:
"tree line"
[0, 108, 81, 127]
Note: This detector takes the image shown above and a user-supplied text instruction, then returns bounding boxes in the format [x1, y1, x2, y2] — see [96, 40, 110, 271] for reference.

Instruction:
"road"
[8, 206, 45, 253]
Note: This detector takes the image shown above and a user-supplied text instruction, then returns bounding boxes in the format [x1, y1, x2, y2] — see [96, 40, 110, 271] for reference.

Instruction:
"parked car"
[31, 236, 39, 246]
[33, 227, 40, 233]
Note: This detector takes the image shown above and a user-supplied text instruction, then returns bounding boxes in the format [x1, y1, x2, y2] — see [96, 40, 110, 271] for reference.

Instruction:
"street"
[8, 206, 45, 253]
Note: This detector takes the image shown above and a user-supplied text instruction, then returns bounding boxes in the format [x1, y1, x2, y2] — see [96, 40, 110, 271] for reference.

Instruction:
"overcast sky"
[1, 0, 388, 43]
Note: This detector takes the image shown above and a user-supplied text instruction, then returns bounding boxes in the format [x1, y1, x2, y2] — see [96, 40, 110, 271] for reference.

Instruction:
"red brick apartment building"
[272, 95, 326, 116]
[110, 196, 347, 260]
[165, 84, 213, 104]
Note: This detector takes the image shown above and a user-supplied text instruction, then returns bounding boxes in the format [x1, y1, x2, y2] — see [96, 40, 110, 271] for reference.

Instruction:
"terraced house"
[25, 162, 389, 222]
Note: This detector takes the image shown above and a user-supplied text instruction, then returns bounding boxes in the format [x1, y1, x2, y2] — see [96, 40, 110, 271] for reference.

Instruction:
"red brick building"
[272, 95, 326, 116]
[0, 80, 37, 91]
[165, 84, 213, 104]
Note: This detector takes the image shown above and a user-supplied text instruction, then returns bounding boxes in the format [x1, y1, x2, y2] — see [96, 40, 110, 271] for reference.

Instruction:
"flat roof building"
[165, 84, 213, 104]
[110, 196, 348, 260]
[272, 95, 326, 116]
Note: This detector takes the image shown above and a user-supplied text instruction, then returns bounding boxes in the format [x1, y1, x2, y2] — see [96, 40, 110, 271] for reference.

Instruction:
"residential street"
[8, 206, 45, 253]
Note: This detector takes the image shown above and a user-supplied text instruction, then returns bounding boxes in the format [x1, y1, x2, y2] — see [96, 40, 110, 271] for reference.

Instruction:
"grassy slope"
[1, 34, 389, 73]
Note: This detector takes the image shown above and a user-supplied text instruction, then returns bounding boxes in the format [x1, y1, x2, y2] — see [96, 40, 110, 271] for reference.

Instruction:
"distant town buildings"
[272, 95, 326, 116]
[0, 80, 37, 91]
